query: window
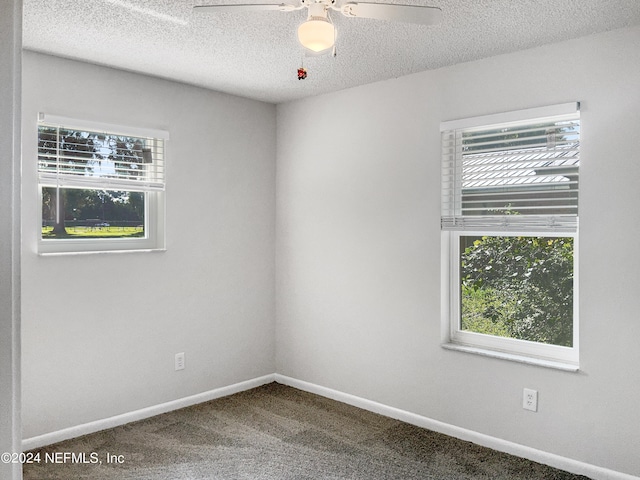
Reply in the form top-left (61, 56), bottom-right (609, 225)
top-left (440, 103), bottom-right (580, 369)
top-left (37, 114), bottom-right (167, 254)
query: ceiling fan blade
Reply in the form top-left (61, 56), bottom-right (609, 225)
top-left (340, 3), bottom-right (442, 25)
top-left (194, 3), bottom-right (297, 13)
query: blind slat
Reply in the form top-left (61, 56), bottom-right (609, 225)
top-left (441, 215), bottom-right (578, 232)
top-left (38, 172), bottom-right (165, 192)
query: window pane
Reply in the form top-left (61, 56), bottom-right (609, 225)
top-left (460, 120), bottom-right (580, 218)
top-left (42, 187), bottom-right (145, 239)
top-left (459, 235), bottom-right (573, 347)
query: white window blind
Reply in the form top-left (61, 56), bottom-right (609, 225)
top-left (37, 114), bottom-right (167, 192)
top-left (441, 103), bottom-right (580, 232)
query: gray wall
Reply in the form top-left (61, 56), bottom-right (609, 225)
top-left (0, 1), bottom-right (22, 479)
top-left (276, 26), bottom-right (640, 476)
top-left (21, 52), bottom-right (277, 439)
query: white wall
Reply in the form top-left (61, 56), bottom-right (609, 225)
top-left (21, 52), bottom-right (276, 439)
top-left (1, 1), bottom-right (22, 479)
top-left (276, 25), bottom-right (640, 477)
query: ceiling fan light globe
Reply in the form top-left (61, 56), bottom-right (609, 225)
top-left (297, 18), bottom-right (335, 52)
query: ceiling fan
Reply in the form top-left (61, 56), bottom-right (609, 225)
top-left (193, 0), bottom-right (442, 54)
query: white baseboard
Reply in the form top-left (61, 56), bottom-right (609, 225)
top-left (274, 374), bottom-right (639, 480)
top-left (22, 372), bottom-right (639, 480)
top-left (22, 374), bottom-right (275, 451)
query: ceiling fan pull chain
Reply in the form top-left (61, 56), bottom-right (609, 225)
top-left (297, 51), bottom-right (308, 80)
top-left (327, 9), bottom-right (337, 57)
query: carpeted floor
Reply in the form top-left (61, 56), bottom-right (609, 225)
top-left (23, 383), bottom-right (591, 479)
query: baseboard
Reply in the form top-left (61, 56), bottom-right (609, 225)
top-left (274, 374), bottom-right (639, 480)
top-left (21, 372), bottom-right (639, 480)
top-left (22, 373), bottom-right (275, 451)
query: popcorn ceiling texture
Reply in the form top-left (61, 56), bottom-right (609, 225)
top-left (22, 0), bottom-right (640, 104)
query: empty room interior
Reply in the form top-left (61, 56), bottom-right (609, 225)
top-left (2, 0), bottom-right (640, 479)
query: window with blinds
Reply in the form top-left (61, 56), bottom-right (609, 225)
top-left (441, 103), bottom-right (580, 232)
top-left (37, 114), bottom-right (168, 254)
top-left (38, 117), bottom-right (166, 193)
top-left (440, 103), bottom-right (580, 369)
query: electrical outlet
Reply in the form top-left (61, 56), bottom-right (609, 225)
top-left (175, 352), bottom-right (185, 371)
top-left (523, 388), bottom-right (538, 412)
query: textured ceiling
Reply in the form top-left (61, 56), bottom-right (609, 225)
top-left (22, 0), bottom-right (640, 104)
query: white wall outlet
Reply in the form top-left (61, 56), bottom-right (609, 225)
top-left (175, 352), bottom-right (185, 371)
top-left (523, 388), bottom-right (538, 412)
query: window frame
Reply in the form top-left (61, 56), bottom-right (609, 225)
top-left (37, 114), bottom-right (168, 255)
top-left (442, 230), bottom-right (579, 369)
top-left (440, 103), bottom-right (580, 370)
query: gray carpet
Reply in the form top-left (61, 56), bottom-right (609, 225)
top-left (24, 383), bottom-right (591, 479)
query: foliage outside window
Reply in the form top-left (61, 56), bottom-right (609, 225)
top-left (441, 103), bottom-right (580, 367)
top-left (460, 235), bottom-right (574, 347)
top-left (37, 114), bottom-right (167, 254)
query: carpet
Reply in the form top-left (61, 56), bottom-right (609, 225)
top-left (23, 382), bottom-right (591, 479)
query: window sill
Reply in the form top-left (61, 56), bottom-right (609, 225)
top-left (38, 248), bottom-right (166, 257)
top-left (441, 343), bottom-right (579, 372)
